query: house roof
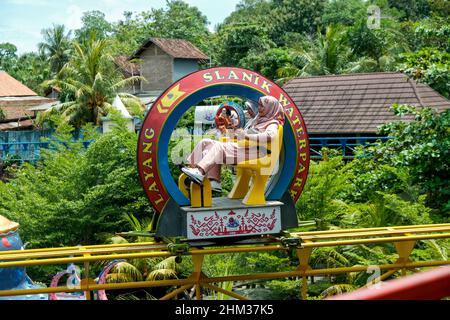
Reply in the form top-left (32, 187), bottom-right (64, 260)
top-left (0, 96), bottom-right (54, 121)
top-left (283, 72), bottom-right (450, 135)
top-left (27, 101), bottom-right (60, 111)
top-left (0, 119), bottom-right (34, 131)
top-left (0, 71), bottom-right (37, 97)
top-left (114, 56), bottom-right (141, 76)
top-left (130, 37), bottom-right (209, 60)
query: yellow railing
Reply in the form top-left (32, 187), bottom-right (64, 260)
top-left (1, 223), bottom-right (449, 300)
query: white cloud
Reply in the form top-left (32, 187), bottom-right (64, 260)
top-left (6, 0), bottom-right (51, 6)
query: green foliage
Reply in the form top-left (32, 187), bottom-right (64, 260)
top-left (291, 105), bottom-right (449, 297)
top-left (321, 0), bottom-right (366, 26)
top-left (0, 42), bottom-right (18, 63)
top-left (348, 17), bottom-right (409, 71)
top-left (41, 34), bottom-right (143, 127)
top-left (429, 0), bottom-right (450, 17)
top-left (1, 0), bottom-right (449, 300)
top-left (75, 11), bottom-right (113, 43)
top-left (110, 0), bottom-right (211, 56)
top-left (412, 18), bottom-right (450, 52)
top-left (346, 159), bottom-right (422, 203)
top-left (398, 48), bottom-right (450, 98)
top-left (0, 51), bottom-right (51, 95)
top-left (213, 23), bottom-right (275, 67)
top-left (143, 0), bottom-right (211, 53)
top-left (38, 24), bottom-right (72, 74)
top-left (388, 0), bottom-right (431, 21)
top-left (375, 105), bottom-right (450, 215)
top-left (271, 0), bottom-right (326, 42)
top-left (348, 192), bottom-right (433, 227)
top-left (0, 124), bottom-right (152, 248)
top-left (176, 107), bottom-right (195, 129)
top-left (245, 252), bottom-right (292, 273)
top-left (263, 280), bottom-right (301, 300)
top-left (297, 141), bottom-right (438, 230)
top-left (296, 157), bottom-right (354, 230)
top-left (240, 47), bottom-right (297, 81)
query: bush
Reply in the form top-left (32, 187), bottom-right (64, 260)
top-left (398, 48), bottom-right (450, 98)
top-left (376, 105), bottom-right (450, 216)
top-left (0, 123), bottom-right (152, 248)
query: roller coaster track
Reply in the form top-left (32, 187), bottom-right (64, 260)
top-left (1, 223), bottom-right (449, 300)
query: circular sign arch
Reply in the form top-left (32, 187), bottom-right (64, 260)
top-left (137, 67), bottom-right (310, 213)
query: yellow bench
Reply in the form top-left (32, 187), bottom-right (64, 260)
top-left (228, 125), bottom-right (283, 205)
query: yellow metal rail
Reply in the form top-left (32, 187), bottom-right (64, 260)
top-left (1, 223), bottom-right (449, 300)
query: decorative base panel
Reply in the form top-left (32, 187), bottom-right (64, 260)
top-left (184, 199), bottom-right (282, 240)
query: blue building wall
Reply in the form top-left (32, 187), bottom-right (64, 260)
top-left (173, 59), bottom-right (200, 82)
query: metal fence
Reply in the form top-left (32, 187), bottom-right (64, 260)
top-left (0, 129), bottom-right (393, 163)
top-left (0, 223), bottom-right (449, 300)
top-left (0, 129), bottom-right (94, 163)
top-left (309, 136), bottom-right (392, 160)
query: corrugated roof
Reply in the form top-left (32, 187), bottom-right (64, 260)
top-left (0, 71), bottom-right (37, 97)
top-left (283, 72), bottom-right (450, 135)
top-left (131, 37), bottom-right (209, 60)
top-left (0, 119), bottom-right (34, 131)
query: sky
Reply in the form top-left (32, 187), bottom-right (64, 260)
top-left (0, 0), bottom-right (241, 54)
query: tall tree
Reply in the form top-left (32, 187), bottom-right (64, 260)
top-left (398, 48), bottom-right (450, 98)
top-left (347, 17), bottom-right (410, 71)
top-left (11, 53), bottom-right (51, 95)
top-left (213, 22), bottom-right (275, 66)
top-left (41, 34), bottom-right (143, 127)
top-left (75, 10), bottom-right (113, 42)
top-left (0, 43), bottom-right (18, 74)
top-left (429, 0), bottom-right (450, 18)
top-left (277, 25), bottom-right (363, 79)
top-left (321, 0), bottom-right (366, 26)
top-left (110, 1), bottom-right (212, 56)
top-left (271, 0), bottom-right (327, 44)
top-left (141, 0), bottom-right (211, 53)
top-left (0, 43), bottom-right (18, 64)
top-left (388, 0), bottom-right (430, 21)
top-left (38, 24), bottom-right (72, 74)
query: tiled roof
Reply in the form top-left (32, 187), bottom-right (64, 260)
top-left (114, 56), bottom-right (141, 76)
top-left (0, 71), bottom-right (37, 97)
top-left (283, 72), bottom-right (450, 135)
top-left (131, 37), bottom-right (209, 60)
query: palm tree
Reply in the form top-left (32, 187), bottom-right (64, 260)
top-left (38, 24), bottom-right (72, 74)
top-left (99, 214), bottom-right (181, 300)
top-left (276, 25), bottom-right (377, 84)
top-left (277, 25), bottom-right (352, 82)
top-left (41, 34), bottom-right (144, 127)
top-left (347, 18), bottom-right (410, 73)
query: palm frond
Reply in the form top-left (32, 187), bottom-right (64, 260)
top-left (109, 235), bottom-right (129, 245)
top-left (154, 256), bottom-right (177, 271)
top-left (146, 269), bottom-right (178, 281)
top-left (115, 291), bottom-right (157, 300)
top-left (422, 240), bottom-right (448, 260)
top-left (112, 76), bottom-right (146, 91)
top-left (320, 284), bottom-right (357, 298)
top-left (108, 261), bottom-right (143, 282)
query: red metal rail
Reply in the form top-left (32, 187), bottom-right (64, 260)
top-left (328, 266), bottom-right (450, 300)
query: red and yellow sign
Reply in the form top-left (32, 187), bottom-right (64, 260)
top-left (137, 67), bottom-right (310, 213)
